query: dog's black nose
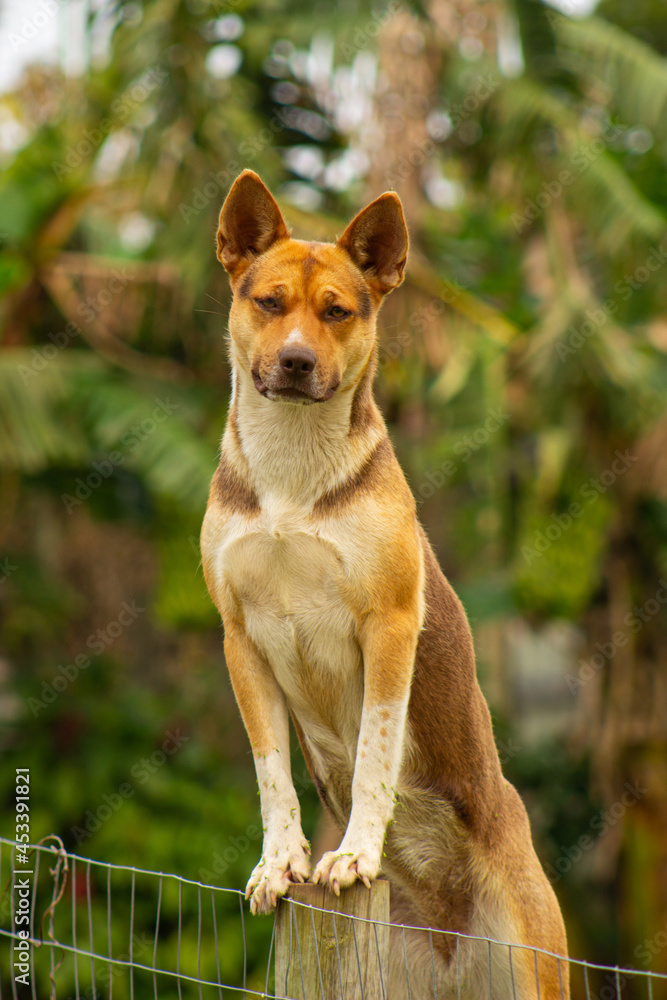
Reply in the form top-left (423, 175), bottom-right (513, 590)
top-left (278, 346), bottom-right (317, 376)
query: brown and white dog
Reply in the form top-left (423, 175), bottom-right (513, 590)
top-left (201, 170), bottom-right (569, 999)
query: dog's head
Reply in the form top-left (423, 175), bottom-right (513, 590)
top-left (216, 170), bottom-right (408, 405)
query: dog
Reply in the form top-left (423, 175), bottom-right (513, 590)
top-left (201, 169), bottom-right (569, 999)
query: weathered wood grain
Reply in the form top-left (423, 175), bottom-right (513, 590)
top-left (275, 880), bottom-right (390, 999)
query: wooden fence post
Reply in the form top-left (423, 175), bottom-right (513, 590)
top-left (275, 880), bottom-right (390, 1000)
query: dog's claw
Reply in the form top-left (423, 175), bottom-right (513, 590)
top-left (245, 843), bottom-right (311, 914)
top-left (312, 849), bottom-right (378, 895)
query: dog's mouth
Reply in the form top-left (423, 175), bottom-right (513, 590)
top-left (252, 370), bottom-right (339, 404)
top-left (271, 387), bottom-right (317, 404)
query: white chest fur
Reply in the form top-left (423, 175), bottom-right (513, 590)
top-left (217, 498), bottom-right (364, 762)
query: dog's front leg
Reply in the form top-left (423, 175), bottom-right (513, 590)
top-left (313, 611), bottom-right (418, 894)
top-left (223, 622), bottom-right (310, 913)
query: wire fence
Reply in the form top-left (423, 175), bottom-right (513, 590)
top-left (1, 836), bottom-right (666, 1000)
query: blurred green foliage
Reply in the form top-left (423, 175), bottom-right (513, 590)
top-left (1, 0), bottom-right (667, 994)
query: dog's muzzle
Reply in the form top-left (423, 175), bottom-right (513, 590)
top-left (252, 347), bottom-right (339, 403)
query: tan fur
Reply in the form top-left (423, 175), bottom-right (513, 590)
top-left (201, 170), bottom-right (569, 998)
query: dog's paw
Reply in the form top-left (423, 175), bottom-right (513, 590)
top-left (245, 841), bottom-right (311, 915)
top-left (312, 849), bottom-right (378, 896)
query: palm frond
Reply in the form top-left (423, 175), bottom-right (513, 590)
top-left (0, 351), bottom-right (92, 472)
top-left (73, 375), bottom-right (216, 511)
top-left (0, 352), bottom-right (216, 510)
top-left (495, 78), bottom-right (666, 250)
top-left (555, 15), bottom-right (667, 135)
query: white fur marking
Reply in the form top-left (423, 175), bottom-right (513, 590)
top-left (340, 701), bottom-right (408, 862)
top-left (246, 750), bottom-right (310, 913)
top-left (231, 363), bottom-right (382, 504)
top-left (254, 751), bottom-right (301, 843)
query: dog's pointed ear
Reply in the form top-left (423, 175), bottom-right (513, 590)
top-left (337, 192), bottom-right (408, 296)
top-left (217, 170), bottom-right (290, 278)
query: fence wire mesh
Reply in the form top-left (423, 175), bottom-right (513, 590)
top-left (1, 836), bottom-right (665, 1000)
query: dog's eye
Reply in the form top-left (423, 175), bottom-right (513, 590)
top-left (256, 297), bottom-right (279, 311)
top-left (327, 306), bottom-right (350, 319)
